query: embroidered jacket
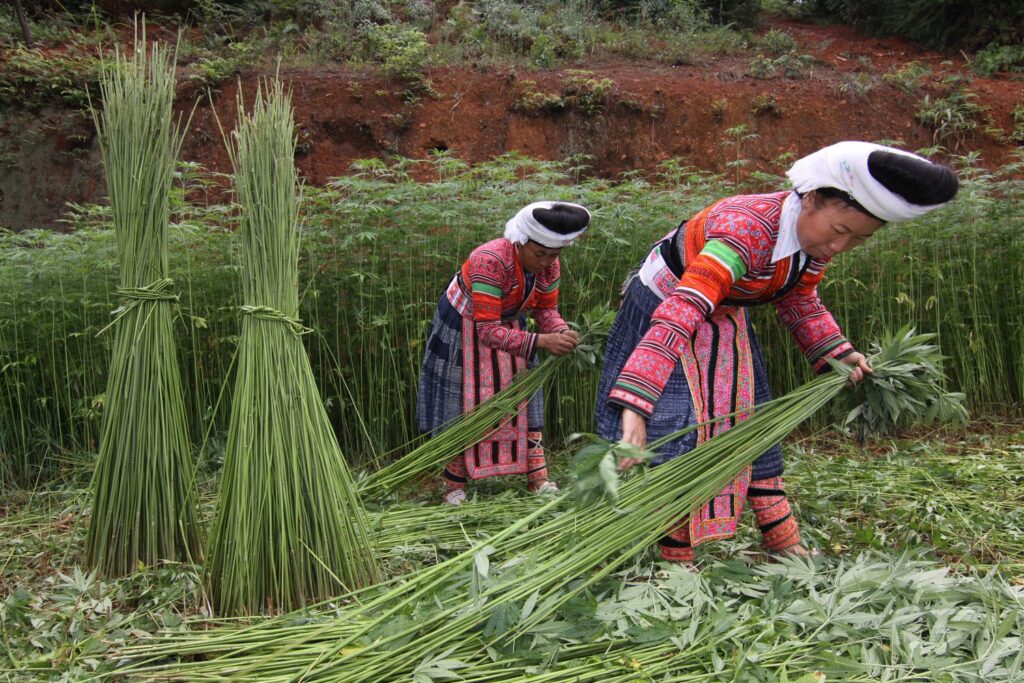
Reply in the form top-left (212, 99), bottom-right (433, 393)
top-left (449, 238), bottom-right (568, 358)
top-left (609, 192), bottom-right (855, 417)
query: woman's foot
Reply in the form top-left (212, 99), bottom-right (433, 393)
top-left (767, 543), bottom-right (818, 560)
top-left (529, 480), bottom-right (559, 495)
top-left (655, 563), bottom-right (698, 576)
top-left (443, 488), bottom-right (467, 506)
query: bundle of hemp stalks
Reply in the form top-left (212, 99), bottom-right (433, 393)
top-left (358, 340), bottom-right (589, 499)
top-left (203, 80), bottom-right (380, 616)
top-left (119, 332), bottom-right (964, 680)
top-left (358, 307), bottom-right (613, 499)
top-left (84, 27), bottom-right (201, 577)
top-left (121, 366), bottom-right (854, 680)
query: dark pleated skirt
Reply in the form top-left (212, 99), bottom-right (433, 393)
top-left (594, 277), bottom-right (784, 478)
top-left (416, 295), bottom-right (543, 436)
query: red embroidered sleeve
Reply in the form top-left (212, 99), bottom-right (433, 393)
top-left (531, 260), bottom-right (569, 334)
top-left (466, 248), bottom-right (537, 358)
top-left (773, 268), bottom-right (853, 373)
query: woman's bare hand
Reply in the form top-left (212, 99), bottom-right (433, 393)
top-left (537, 331), bottom-right (578, 356)
top-left (618, 409), bottom-right (648, 470)
top-left (842, 351), bottom-right (873, 385)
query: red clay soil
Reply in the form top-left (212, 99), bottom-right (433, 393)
top-left (3, 16), bottom-right (1022, 229)
top-left (180, 17), bottom-right (1022, 185)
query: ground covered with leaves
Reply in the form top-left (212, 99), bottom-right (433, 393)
top-left (1, 423), bottom-right (1022, 680)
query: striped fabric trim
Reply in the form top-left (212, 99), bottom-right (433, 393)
top-left (702, 240), bottom-right (747, 281)
top-left (607, 387), bottom-right (655, 416)
top-left (471, 281), bottom-right (503, 298)
top-left (444, 456), bottom-right (468, 489)
top-left (676, 286), bottom-right (715, 312)
top-left (537, 277), bottom-right (559, 293)
top-left (612, 381), bottom-right (659, 404)
top-left (659, 518), bottom-right (695, 562)
top-left (749, 476), bottom-right (802, 551)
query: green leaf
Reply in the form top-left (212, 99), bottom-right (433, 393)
top-left (519, 590), bottom-right (540, 624)
top-left (474, 546), bottom-right (495, 579)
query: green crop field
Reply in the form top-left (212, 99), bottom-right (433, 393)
top-left (2, 5), bottom-right (1023, 677)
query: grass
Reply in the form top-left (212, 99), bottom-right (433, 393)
top-left (2, 423), bottom-right (1022, 679)
top-left (2, 3), bottom-right (716, 101)
top-left (916, 77), bottom-right (987, 149)
top-left (791, 423), bottom-right (1024, 576)
top-left (0, 0), bottom-right (906, 114)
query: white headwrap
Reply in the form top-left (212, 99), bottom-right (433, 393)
top-left (787, 141), bottom-right (947, 223)
top-left (504, 201), bottom-right (591, 248)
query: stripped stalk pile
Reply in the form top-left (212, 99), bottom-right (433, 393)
top-left (358, 308), bottom-right (614, 499)
top-left (84, 30), bottom-right (201, 576)
top-left (123, 369), bottom-right (851, 680)
top-left (204, 80), bottom-right (379, 615)
top-left (122, 333), bottom-right (972, 678)
top-left (359, 353), bottom-right (565, 499)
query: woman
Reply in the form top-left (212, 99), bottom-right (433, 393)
top-left (418, 201), bottom-right (591, 505)
top-left (595, 141), bottom-right (958, 562)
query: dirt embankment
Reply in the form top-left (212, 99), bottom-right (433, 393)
top-left (2, 18), bottom-right (1021, 230)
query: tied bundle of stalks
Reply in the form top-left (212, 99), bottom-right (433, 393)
top-left (204, 79), bottom-right (379, 615)
top-left (84, 27), bottom-right (201, 576)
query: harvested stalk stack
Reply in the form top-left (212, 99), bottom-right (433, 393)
top-left (358, 311), bottom-right (612, 499)
top-left (359, 352), bottom-right (566, 499)
top-left (84, 28), bottom-right (201, 576)
top-left (204, 80), bottom-right (380, 615)
top-left (123, 335), bottom-right (965, 679)
top-left (122, 368), bottom-right (849, 679)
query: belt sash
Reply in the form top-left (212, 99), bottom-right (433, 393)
top-left (639, 246), bottom-right (756, 546)
top-left (447, 276), bottom-right (531, 480)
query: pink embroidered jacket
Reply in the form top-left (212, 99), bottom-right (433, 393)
top-left (449, 238), bottom-right (569, 358)
top-left (609, 192), bottom-right (855, 417)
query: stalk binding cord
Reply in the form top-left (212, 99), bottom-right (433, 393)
top-left (97, 277), bottom-right (179, 336)
top-left (239, 304), bottom-right (313, 336)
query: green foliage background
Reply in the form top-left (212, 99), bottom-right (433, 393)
top-left (1, 153), bottom-right (1022, 487)
top-left (796, 0), bottom-right (1024, 50)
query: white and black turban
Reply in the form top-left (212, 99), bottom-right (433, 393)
top-left (504, 201), bottom-right (591, 248)
top-left (787, 141), bottom-right (958, 222)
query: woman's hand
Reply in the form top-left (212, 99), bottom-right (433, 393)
top-left (842, 351), bottom-right (873, 385)
top-left (618, 409), bottom-right (647, 471)
top-left (537, 330), bottom-right (579, 356)
top-left (559, 329), bottom-right (580, 345)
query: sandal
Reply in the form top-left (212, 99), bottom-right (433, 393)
top-left (530, 480), bottom-right (559, 495)
top-left (443, 488), bottom-right (467, 506)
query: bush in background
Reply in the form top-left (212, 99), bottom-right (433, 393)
top-left (782, 0), bottom-right (1024, 50)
